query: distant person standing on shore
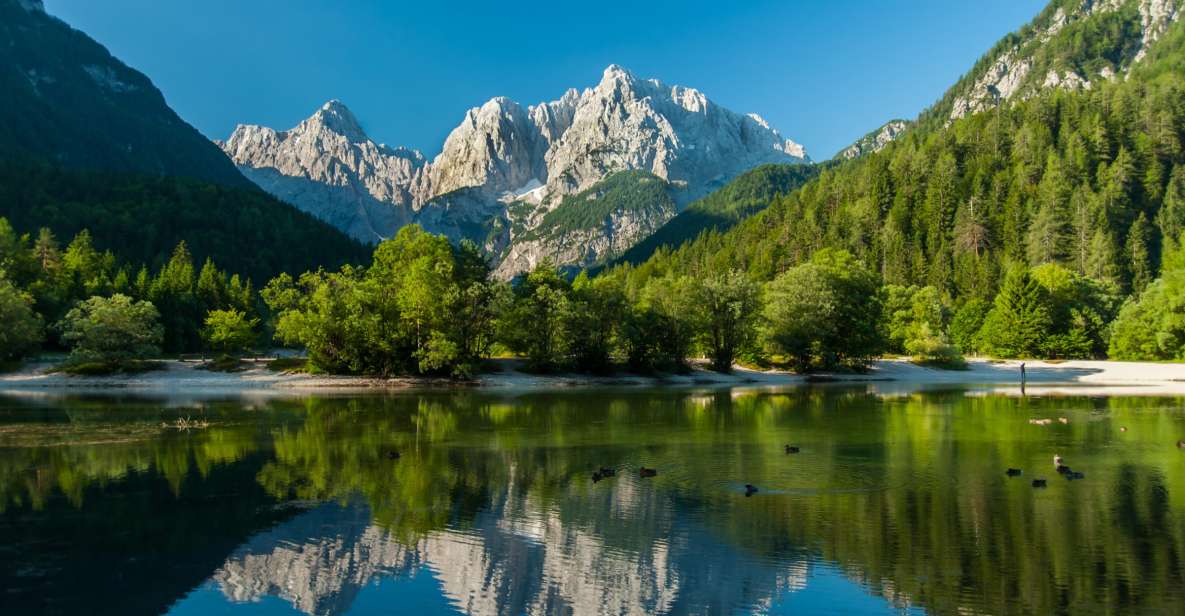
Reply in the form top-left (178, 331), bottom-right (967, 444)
top-left (1020, 362), bottom-right (1026, 384)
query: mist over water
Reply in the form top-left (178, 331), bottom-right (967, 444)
top-left (1, 387), bottom-right (1183, 615)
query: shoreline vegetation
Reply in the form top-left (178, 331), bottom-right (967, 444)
top-left (6, 357), bottom-right (1185, 397)
top-left (7, 218), bottom-right (1185, 387)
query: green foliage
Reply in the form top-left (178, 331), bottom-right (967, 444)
top-left (622, 274), bottom-right (699, 371)
top-left (1109, 234), bottom-right (1185, 359)
top-left (0, 215), bottom-right (261, 356)
top-left (694, 269), bottom-right (761, 372)
top-left (265, 226), bottom-right (499, 377)
top-left (604, 19), bottom-right (1185, 315)
top-left (526, 171), bottom-right (676, 241)
top-left (201, 309), bottom-right (259, 354)
top-left (1029, 262), bottom-right (1120, 357)
top-left (883, 284), bottom-right (963, 365)
top-left (567, 273), bottom-right (626, 373)
top-left (763, 249), bottom-right (885, 371)
top-left (0, 163), bottom-right (368, 284)
top-left (978, 269), bottom-right (1054, 358)
top-left (54, 359), bottom-right (165, 376)
top-left (266, 357), bottom-right (309, 372)
top-left (56, 294), bottom-right (163, 363)
top-left (613, 164), bottom-right (818, 266)
top-left (950, 299), bottom-right (992, 354)
top-left (0, 272), bottom-right (42, 361)
top-left (198, 354), bottom-right (248, 373)
top-left (499, 262), bottom-right (573, 372)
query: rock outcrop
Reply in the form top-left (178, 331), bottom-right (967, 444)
top-left (222, 65), bottom-right (808, 274)
top-left (837, 120), bottom-right (910, 160)
top-left (946, 0), bottom-right (1181, 122)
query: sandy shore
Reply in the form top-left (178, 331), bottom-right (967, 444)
top-left (2, 357), bottom-right (1185, 397)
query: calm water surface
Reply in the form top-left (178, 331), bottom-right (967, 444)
top-left (1, 386), bottom-right (1184, 615)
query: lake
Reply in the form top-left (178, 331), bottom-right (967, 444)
top-left (1, 386), bottom-right (1183, 615)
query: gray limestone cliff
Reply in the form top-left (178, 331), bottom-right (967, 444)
top-left (221, 66), bottom-right (808, 275)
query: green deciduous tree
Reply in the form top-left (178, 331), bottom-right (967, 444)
top-left (499, 262), bottom-right (572, 372)
top-left (201, 309), bottom-right (259, 354)
top-left (56, 294), bottom-right (162, 362)
top-left (0, 271), bottom-right (42, 362)
top-left (763, 249), bottom-right (883, 371)
top-left (266, 226), bottom-right (499, 377)
top-left (694, 269), bottom-right (760, 372)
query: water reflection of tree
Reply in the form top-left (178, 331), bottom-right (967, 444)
top-left (3, 390), bottom-right (1185, 614)
top-left (0, 398), bottom-right (277, 511)
top-left (251, 390), bottom-right (1185, 614)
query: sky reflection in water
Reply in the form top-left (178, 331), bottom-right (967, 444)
top-left (1, 386), bottom-right (1182, 615)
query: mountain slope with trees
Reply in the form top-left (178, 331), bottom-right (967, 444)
top-left (0, 0), bottom-right (251, 187)
top-left (597, 0), bottom-right (1185, 362)
top-left (610, 164), bottom-right (819, 267)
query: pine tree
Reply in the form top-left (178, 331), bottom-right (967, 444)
top-left (979, 268), bottom-right (1053, 358)
top-left (1157, 165), bottom-right (1185, 245)
top-left (1127, 212), bottom-right (1154, 293)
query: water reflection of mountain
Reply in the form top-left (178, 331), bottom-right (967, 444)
top-left (214, 497), bottom-right (809, 616)
top-left (5, 390), bottom-right (1185, 615)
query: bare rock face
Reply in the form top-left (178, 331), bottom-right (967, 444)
top-left (221, 101), bottom-right (426, 243)
top-left (947, 0), bottom-right (1181, 122)
top-left (838, 120), bottom-right (910, 160)
top-left (541, 65), bottom-right (807, 200)
top-left (221, 66), bottom-right (808, 274)
top-left (428, 97), bottom-right (546, 199)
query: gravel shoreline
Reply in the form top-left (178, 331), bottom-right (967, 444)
top-left (3, 358), bottom-right (1185, 397)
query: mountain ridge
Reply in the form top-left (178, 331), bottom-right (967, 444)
top-left (222, 65), bottom-right (809, 275)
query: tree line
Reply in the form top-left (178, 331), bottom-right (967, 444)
top-left (0, 217), bottom-right (258, 368)
top-left (8, 211), bottom-right (1185, 373)
top-left (7, 29), bottom-right (1185, 372)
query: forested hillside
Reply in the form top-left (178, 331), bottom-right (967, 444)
top-left (611, 164), bottom-right (818, 267)
top-left (611, 11), bottom-right (1185, 298)
top-left (0, 164), bottom-right (369, 282)
top-left (0, 0), bottom-right (252, 187)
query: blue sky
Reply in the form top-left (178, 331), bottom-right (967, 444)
top-left (47, 0), bottom-right (1046, 160)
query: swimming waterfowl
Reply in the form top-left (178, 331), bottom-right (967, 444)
top-left (592, 471), bottom-right (604, 482)
top-left (1058, 417), bottom-right (1069, 424)
top-left (1120, 426), bottom-right (1128, 432)
top-left (1054, 454), bottom-right (1064, 466)
top-left (639, 467), bottom-right (658, 478)
top-left (1056, 464), bottom-right (1073, 475)
top-left (1178, 440), bottom-right (1185, 449)
top-left (784, 445), bottom-right (800, 454)
top-left (1032, 479), bottom-right (1047, 488)
top-left (745, 484), bottom-right (758, 497)
top-left (599, 466), bottom-right (616, 477)
top-left (1005, 468), bottom-right (1023, 477)
top-left (386, 450), bottom-right (401, 460)
top-left (1065, 471), bottom-right (1085, 480)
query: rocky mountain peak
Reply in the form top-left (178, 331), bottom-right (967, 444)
top-left (838, 119), bottom-right (910, 160)
top-left (307, 99), bottom-right (369, 143)
top-left (222, 65), bottom-right (808, 275)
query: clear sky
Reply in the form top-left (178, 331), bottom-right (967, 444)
top-left (46, 0), bottom-right (1047, 160)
